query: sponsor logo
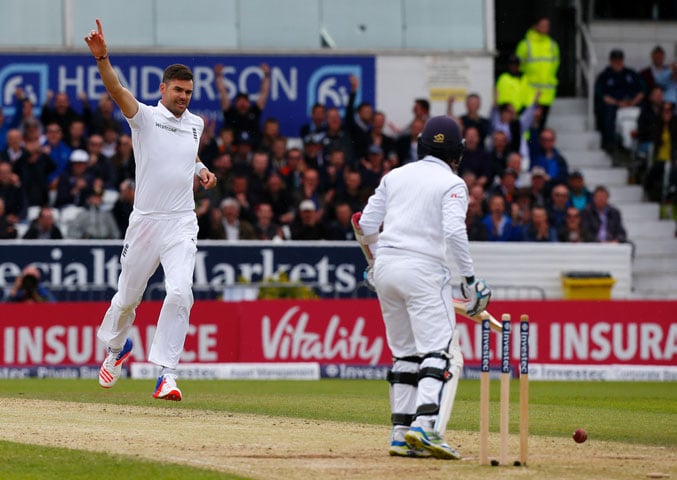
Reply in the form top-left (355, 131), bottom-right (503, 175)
top-left (306, 65), bottom-right (362, 116)
top-left (0, 63), bottom-right (48, 117)
top-left (155, 122), bottom-right (177, 132)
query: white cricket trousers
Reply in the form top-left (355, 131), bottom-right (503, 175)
top-left (374, 250), bottom-right (456, 355)
top-left (97, 211), bottom-right (198, 369)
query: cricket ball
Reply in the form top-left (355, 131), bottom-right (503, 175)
top-left (573, 428), bottom-right (587, 443)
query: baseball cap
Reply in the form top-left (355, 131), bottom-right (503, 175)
top-left (609, 49), bottom-right (624, 60)
top-left (570, 170), bottom-right (584, 179)
top-left (70, 149), bottom-right (89, 163)
top-left (531, 166), bottom-right (549, 178)
top-left (299, 199), bottom-right (316, 212)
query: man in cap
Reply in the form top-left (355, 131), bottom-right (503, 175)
top-left (355, 116), bottom-right (491, 459)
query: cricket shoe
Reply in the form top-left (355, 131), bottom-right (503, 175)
top-left (153, 373), bottom-right (182, 401)
top-left (388, 427), bottom-right (431, 458)
top-left (99, 338), bottom-right (133, 388)
top-left (404, 426), bottom-right (461, 460)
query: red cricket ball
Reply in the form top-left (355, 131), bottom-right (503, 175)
top-left (573, 428), bottom-right (588, 443)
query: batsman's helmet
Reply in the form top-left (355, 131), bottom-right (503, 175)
top-left (417, 115), bottom-right (465, 170)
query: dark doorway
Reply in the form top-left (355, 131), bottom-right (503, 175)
top-left (495, 0), bottom-right (577, 97)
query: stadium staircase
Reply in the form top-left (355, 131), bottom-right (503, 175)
top-left (547, 98), bottom-right (677, 299)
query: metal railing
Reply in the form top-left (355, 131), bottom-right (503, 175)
top-left (575, 0), bottom-right (598, 130)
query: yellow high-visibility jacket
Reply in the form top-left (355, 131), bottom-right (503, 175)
top-left (496, 72), bottom-right (526, 112)
top-left (515, 28), bottom-right (560, 106)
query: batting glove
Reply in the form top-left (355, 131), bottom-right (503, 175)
top-left (461, 276), bottom-right (491, 317)
top-left (363, 265), bottom-right (376, 292)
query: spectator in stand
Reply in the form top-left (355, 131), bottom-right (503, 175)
top-left (393, 98), bottom-right (430, 137)
top-left (370, 111), bottom-right (396, 162)
top-left (41, 122), bottom-right (72, 184)
top-left (568, 170), bottom-right (592, 211)
top-left (248, 150), bottom-right (273, 205)
top-left (67, 119), bottom-right (88, 151)
top-left (290, 199), bottom-right (326, 240)
top-left (639, 45), bottom-right (671, 93)
top-left (301, 133), bottom-right (323, 170)
top-left (395, 117), bottom-right (425, 165)
top-left (344, 75), bottom-right (373, 161)
top-left (459, 126), bottom-right (493, 189)
top-left (321, 108), bottom-right (353, 167)
top-left (280, 146), bottom-right (304, 192)
top-left (299, 103), bottom-right (326, 138)
top-left (293, 168), bottom-right (324, 218)
top-left (0, 161), bottom-right (25, 221)
top-left (232, 131), bottom-right (255, 167)
top-left (40, 91), bottom-right (81, 145)
top-left (206, 151), bottom-right (231, 204)
top-left (360, 144), bottom-right (385, 194)
top-left (496, 54), bottom-right (526, 113)
top-left (81, 92), bottom-right (123, 136)
top-left (112, 179), bottom-right (135, 236)
top-left (516, 16), bottom-right (559, 129)
top-left (100, 124), bottom-right (119, 158)
top-left (325, 202), bottom-right (355, 241)
top-left (661, 63), bottom-right (677, 105)
top-left (580, 185), bottom-right (628, 243)
top-left (489, 167), bottom-right (520, 209)
top-left (644, 101), bottom-right (677, 202)
top-left (227, 173), bottom-right (256, 225)
top-left (23, 206), bottom-right (63, 239)
top-left (1, 129), bottom-right (29, 165)
top-left (528, 166), bottom-right (549, 207)
top-left (269, 136), bottom-right (288, 172)
top-left (482, 192), bottom-right (523, 241)
top-left (220, 197), bottom-right (256, 240)
top-left (109, 134), bottom-right (135, 188)
top-left (511, 187), bottom-right (533, 229)
top-left (262, 172), bottom-right (294, 226)
top-left (214, 63), bottom-right (270, 149)
top-left (321, 148), bottom-right (348, 209)
top-left (68, 184), bottom-right (120, 239)
top-left (54, 149), bottom-right (92, 208)
top-left (491, 91), bottom-right (540, 164)
top-left (259, 117), bottom-right (281, 154)
top-left (558, 206), bottom-right (593, 242)
top-left (522, 204), bottom-right (557, 242)
top-left (201, 126), bottom-right (235, 167)
top-left (0, 198), bottom-right (18, 239)
top-left (594, 49), bottom-right (645, 152)
top-left (13, 141), bottom-right (55, 208)
top-left (448, 94), bottom-right (492, 146)
top-left (84, 134), bottom-right (114, 189)
top-left (529, 127), bottom-right (569, 189)
top-left (334, 168), bottom-right (367, 214)
top-left (635, 85), bottom-right (665, 173)
top-left (469, 182), bottom-right (488, 216)
top-left (466, 195), bottom-right (489, 241)
top-left (547, 183), bottom-right (571, 231)
top-left (253, 202), bottom-right (283, 240)
top-left (7, 265), bottom-right (55, 303)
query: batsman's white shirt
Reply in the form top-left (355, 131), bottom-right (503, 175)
top-left (359, 155), bottom-right (474, 356)
top-left (97, 100), bottom-right (203, 369)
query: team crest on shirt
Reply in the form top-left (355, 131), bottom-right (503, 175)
top-left (193, 127), bottom-right (198, 143)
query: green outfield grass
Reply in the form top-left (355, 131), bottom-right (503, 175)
top-left (0, 379), bottom-right (675, 479)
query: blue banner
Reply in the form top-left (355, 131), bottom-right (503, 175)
top-left (0, 240), bottom-right (374, 301)
top-left (0, 53), bottom-right (375, 138)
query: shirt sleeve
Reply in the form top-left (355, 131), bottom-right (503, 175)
top-left (359, 176), bottom-right (388, 237)
top-left (442, 182), bottom-right (474, 277)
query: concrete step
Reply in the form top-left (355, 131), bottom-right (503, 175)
top-left (631, 272), bottom-right (677, 296)
top-left (582, 168), bottom-right (628, 186)
top-left (550, 98), bottom-right (587, 115)
top-left (548, 114), bottom-right (593, 133)
top-left (556, 131), bottom-right (601, 151)
top-left (617, 203), bottom-right (661, 220)
top-left (633, 237), bottom-right (677, 254)
top-left (607, 185), bottom-right (643, 203)
top-left (625, 220), bottom-right (675, 238)
top-left (633, 256), bottom-right (677, 274)
top-left (563, 150), bottom-right (613, 169)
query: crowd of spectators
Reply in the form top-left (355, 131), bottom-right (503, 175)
top-left (1, 43), bottom-right (656, 244)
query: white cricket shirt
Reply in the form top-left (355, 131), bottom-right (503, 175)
top-left (126, 101), bottom-right (204, 215)
top-left (360, 155), bottom-right (474, 277)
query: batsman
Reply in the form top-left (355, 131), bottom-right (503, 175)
top-left (354, 115), bottom-right (491, 459)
